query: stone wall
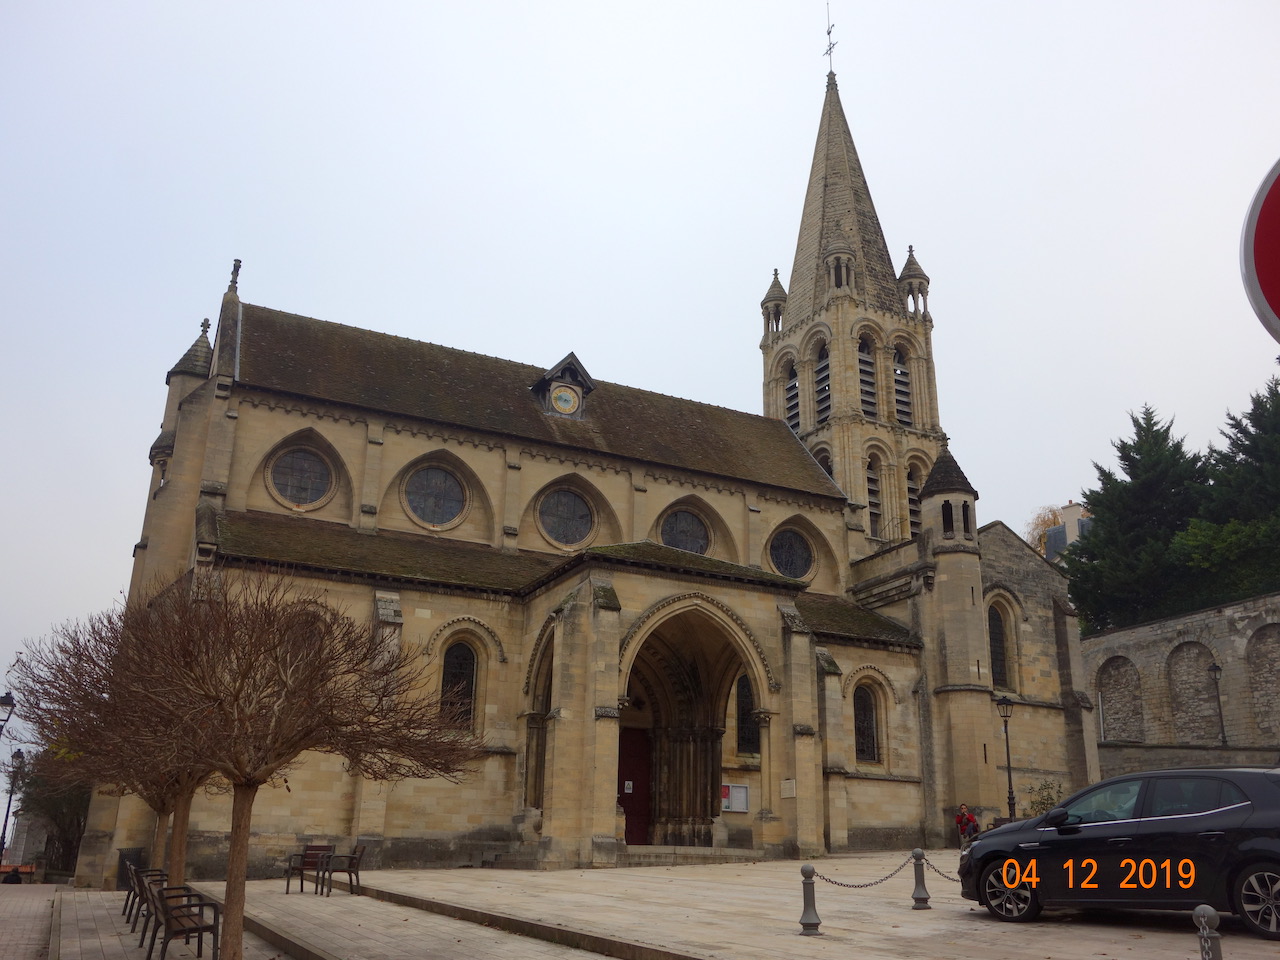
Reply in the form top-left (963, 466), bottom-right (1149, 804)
top-left (1081, 592), bottom-right (1280, 778)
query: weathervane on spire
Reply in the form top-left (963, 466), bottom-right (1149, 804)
top-left (825, 4), bottom-right (837, 72)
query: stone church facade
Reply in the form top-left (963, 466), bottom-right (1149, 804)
top-left (76, 72), bottom-right (1099, 886)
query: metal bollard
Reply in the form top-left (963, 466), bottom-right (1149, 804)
top-left (1193, 904), bottom-right (1223, 960)
top-left (911, 848), bottom-right (931, 910)
top-left (799, 864), bottom-right (822, 935)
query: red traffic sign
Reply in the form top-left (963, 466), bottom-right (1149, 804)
top-left (1243, 156), bottom-right (1280, 345)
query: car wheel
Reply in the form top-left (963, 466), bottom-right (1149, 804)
top-left (980, 859), bottom-right (1043, 923)
top-left (1234, 861), bottom-right (1280, 940)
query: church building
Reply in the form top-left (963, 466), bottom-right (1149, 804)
top-left (77, 72), bottom-right (1099, 885)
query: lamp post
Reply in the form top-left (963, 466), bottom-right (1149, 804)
top-left (1208, 662), bottom-right (1227, 746)
top-left (1, 748), bottom-right (24, 866)
top-left (996, 696), bottom-right (1016, 820)
top-left (0, 692), bottom-right (14, 738)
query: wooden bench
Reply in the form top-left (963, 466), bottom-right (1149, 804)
top-left (144, 883), bottom-right (220, 960)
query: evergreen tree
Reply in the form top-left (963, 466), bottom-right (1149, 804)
top-left (1062, 407), bottom-right (1206, 634)
top-left (1168, 377), bottom-right (1280, 606)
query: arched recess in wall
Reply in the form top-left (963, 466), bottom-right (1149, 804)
top-left (1096, 656), bottom-right (1144, 742)
top-left (649, 493), bottom-right (740, 564)
top-left (1246, 623), bottom-right (1280, 735)
top-left (518, 473), bottom-right (622, 552)
top-left (248, 426), bottom-right (352, 517)
top-left (761, 514), bottom-right (841, 594)
top-left (1167, 641), bottom-right (1220, 746)
top-left (382, 448), bottom-right (496, 541)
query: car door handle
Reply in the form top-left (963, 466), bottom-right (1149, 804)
top-left (1106, 837), bottom-right (1134, 843)
top-left (1197, 831), bottom-right (1226, 841)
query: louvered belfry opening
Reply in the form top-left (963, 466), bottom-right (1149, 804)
top-left (785, 363), bottom-right (800, 432)
top-left (814, 345), bottom-right (831, 424)
top-left (858, 337), bottom-right (877, 419)
top-left (893, 348), bottom-right (912, 426)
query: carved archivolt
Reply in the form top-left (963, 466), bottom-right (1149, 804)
top-left (426, 616), bottom-right (507, 663)
top-left (842, 664), bottom-right (901, 704)
top-left (523, 613), bottom-right (559, 695)
top-left (618, 592), bottom-right (780, 692)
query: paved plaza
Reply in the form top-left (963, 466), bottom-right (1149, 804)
top-left (3, 849), bottom-right (1275, 960)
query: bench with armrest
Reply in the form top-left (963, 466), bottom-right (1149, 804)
top-left (319, 845), bottom-right (366, 896)
top-left (284, 843), bottom-right (334, 894)
top-left (145, 883), bottom-right (220, 960)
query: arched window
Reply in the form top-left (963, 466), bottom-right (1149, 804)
top-left (893, 347), bottom-right (913, 427)
top-left (814, 345), bottom-right (831, 425)
top-left (942, 499), bottom-right (955, 538)
top-left (816, 452), bottom-right (834, 478)
top-left (442, 641), bottom-right (477, 729)
top-left (854, 686), bottom-right (879, 762)
top-left (784, 363), bottom-right (800, 432)
top-left (906, 465), bottom-right (922, 538)
top-left (988, 606), bottom-right (1008, 689)
top-left (866, 455), bottom-right (882, 539)
top-left (736, 674), bottom-right (760, 754)
top-left (858, 336), bottom-right (877, 419)
top-left (962, 501), bottom-right (973, 538)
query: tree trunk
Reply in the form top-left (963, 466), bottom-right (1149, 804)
top-left (221, 781), bottom-right (259, 960)
top-left (149, 809), bottom-right (171, 872)
top-left (167, 785), bottom-right (196, 884)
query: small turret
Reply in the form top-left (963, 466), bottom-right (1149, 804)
top-left (898, 245), bottom-right (930, 319)
top-left (760, 269), bottom-right (787, 337)
top-left (920, 442), bottom-right (978, 542)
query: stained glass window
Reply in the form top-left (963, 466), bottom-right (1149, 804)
top-left (539, 489), bottom-right (593, 545)
top-left (661, 510), bottom-right (709, 555)
top-left (271, 448), bottom-right (331, 506)
top-left (442, 642), bottom-right (477, 729)
top-left (854, 686), bottom-right (879, 762)
top-left (769, 529), bottom-right (812, 579)
top-left (406, 466), bottom-right (465, 525)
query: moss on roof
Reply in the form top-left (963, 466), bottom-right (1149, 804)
top-left (582, 540), bottom-right (803, 588)
top-left (794, 593), bottom-right (916, 645)
top-left (234, 303), bottom-right (845, 501)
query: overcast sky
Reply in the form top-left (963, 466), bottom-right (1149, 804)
top-left (2, 1), bottom-right (1279, 737)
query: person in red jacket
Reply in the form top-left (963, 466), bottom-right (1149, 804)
top-left (956, 803), bottom-right (979, 845)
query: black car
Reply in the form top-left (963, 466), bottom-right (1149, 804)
top-left (958, 766), bottom-right (1280, 939)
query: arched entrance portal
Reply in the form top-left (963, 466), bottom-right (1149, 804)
top-left (618, 606), bottom-right (749, 847)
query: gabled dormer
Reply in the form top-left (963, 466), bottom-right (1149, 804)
top-left (532, 352), bottom-right (596, 419)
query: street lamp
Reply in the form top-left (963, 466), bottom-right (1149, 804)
top-left (996, 696), bottom-right (1017, 820)
top-left (1, 748), bottom-right (24, 866)
top-left (0, 692), bottom-right (14, 738)
top-left (1208, 662), bottom-right (1227, 746)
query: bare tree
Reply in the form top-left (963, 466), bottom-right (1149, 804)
top-left (10, 608), bottom-right (215, 881)
top-left (115, 569), bottom-right (483, 960)
top-left (1023, 504), bottom-right (1064, 556)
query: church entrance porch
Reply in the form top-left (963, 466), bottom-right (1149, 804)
top-left (618, 603), bottom-right (749, 849)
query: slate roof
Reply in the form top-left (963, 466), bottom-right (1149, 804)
top-left (215, 514), bottom-right (806, 596)
top-left (231, 302), bottom-right (845, 501)
top-left (216, 511), bottom-right (563, 593)
top-left (919, 445), bottom-right (978, 499)
top-left (794, 593), bottom-right (917, 646)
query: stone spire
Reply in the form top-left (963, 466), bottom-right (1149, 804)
top-left (166, 318), bottom-right (213, 384)
top-left (786, 72), bottom-right (901, 323)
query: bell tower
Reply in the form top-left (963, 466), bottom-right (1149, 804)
top-left (761, 71), bottom-right (945, 548)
